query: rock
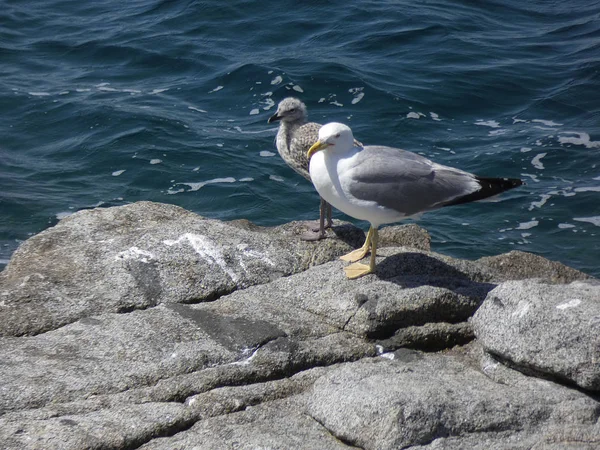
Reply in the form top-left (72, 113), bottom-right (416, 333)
top-left (472, 279), bottom-right (600, 391)
top-left (477, 250), bottom-right (592, 284)
top-left (0, 201), bottom-right (598, 449)
top-left (307, 349), bottom-right (599, 450)
top-left (0, 202), bottom-right (366, 337)
top-left (378, 223), bottom-right (432, 251)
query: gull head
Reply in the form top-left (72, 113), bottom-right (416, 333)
top-left (267, 97), bottom-right (307, 124)
top-left (307, 122), bottom-right (354, 159)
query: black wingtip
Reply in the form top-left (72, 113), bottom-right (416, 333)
top-left (443, 176), bottom-right (523, 207)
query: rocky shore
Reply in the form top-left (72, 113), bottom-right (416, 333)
top-left (1, 201), bottom-right (598, 449)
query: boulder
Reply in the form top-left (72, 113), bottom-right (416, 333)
top-left (0, 202), bottom-right (367, 337)
top-left (307, 348), bottom-right (599, 450)
top-left (477, 250), bottom-right (592, 284)
top-left (472, 279), bottom-right (600, 391)
top-left (0, 201), bottom-right (598, 449)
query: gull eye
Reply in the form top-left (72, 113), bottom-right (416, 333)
top-left (289, 108), bottom-right (296, 113)
top-left (335, 133), bottom-right (340, 138)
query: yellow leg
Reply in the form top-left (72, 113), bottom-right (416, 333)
top-left (340, 226), bottom-right (374, 262)
top-left (344, 227), bottom-right (378, 279)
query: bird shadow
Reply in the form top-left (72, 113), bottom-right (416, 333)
top-left (329, 223), bottom-right (367, 248)
top-left (373, 251), bottom-right (497, 305)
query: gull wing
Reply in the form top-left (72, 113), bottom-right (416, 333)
top-left (346, 146), bottom-right (483, 216)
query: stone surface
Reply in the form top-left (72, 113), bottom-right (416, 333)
top-left (307, 348), bottom-right (599, 450)
top-left (0, 201), bottom-right (598, 449)
top-left (0, 202), bottom-right (368, 337)
top-left (473, 279), bottom-right (600, 391)
top-left (477, 250), bottom-right (592, 284)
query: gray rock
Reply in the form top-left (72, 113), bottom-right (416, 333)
top-left (307, 350), bottom-right (600, 450)
top-left (378, 223), bottom-right (432, 251)
top-left (477, 250), bottom-right (592, 284)
top-left (141, 397), bottom-right (354, 450)
top-left (0, 202), bottom-right (366, 337)
top-left (473, 279), bottom-right (600, 391)
top-left (0, 201), bottom-right (598, 449)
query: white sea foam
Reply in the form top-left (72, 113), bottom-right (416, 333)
top-left (188, 106), bottom-right (207, 113)
top-left (56, 211), bottom-right (73, 220)
top-left (269, 175), bottom-right (285, 182)
top-left (150, 88), bottom-right (169, 94)
top-left (231, 126), bottom-right (274, 134)
top-left (208, 85), bottom-right (224, 93)
top-left (330, 101), bottom-right (343, 107)
top-left (271, 76), bottom-right (283, 85)
top-left (249, 108), bottom-right (260, 115)
top-left (292, 85), bottom-right (304, 93)
top-left (150, 159), bottom-right (162, 165)
top-left (351, 92), bottom-right (365, 104)
top-left (558, 132), bottom-right (600, 148)
top-left (112, 170), bottom-right (126, 176)
top-left (558, 223), bottom-right (575, 229)
top-left (260, 151), bottom-right (276, 157)
top-left (520, 147), bottom-right (532, 153)
top-left (407, 112), bottom-right (425, 119)
top-left (239, 177), bottom-right (254, 182)
top-left (574, 216), bottom-right (600, 227)
top-left (528, 194), bottom-right (551, 210)
top-left (28, 92), bottom-right (51, 96)
top-left (430, 112), bottom-right (441, 121)
top-left (475, 120), bottom-right (500, 128)
top-left (516, 220), bottom-right (539, 230)
top-left (349, 87), bottom-right (365, 104)
top-left (531, 153), bottom-right (547, 170)
top-left (521, 173), bottom-right (539, 183)
top-left (532, 119), bottom-right (562, 127)
top-left (262, 97), bottom-right (275, 110)
top-left (168, 177), bottom-right (236, 194)
top-left (574, 186), bottom-right (600, 192)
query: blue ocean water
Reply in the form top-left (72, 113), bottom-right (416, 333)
top-left (1, 0), bottom-right (599, 276)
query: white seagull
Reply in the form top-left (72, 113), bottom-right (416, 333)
top-left (307, 122), bottom-right (522, 279)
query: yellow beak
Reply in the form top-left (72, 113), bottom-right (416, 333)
top-left (307, 140), bottom-right (329, 160)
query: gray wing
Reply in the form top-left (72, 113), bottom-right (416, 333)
top-left (347, 146), bottom-right (480, 216)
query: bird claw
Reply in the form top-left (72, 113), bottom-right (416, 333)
top-left (343, 262), bottom-right (373, 279)
top-left (340, 247), bottom-right (369, 262)
top-left (301, 230), bottom-right (326, 241)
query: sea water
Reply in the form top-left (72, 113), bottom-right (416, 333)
top-left (1, 0), bottom-right (599, 276)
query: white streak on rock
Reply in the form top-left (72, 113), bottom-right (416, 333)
top-left (116, 246), bottom-right (155, 263)
top-left (513, 301), bottom-right (530, 318)
top-left (556, 299), bottom-right (581, 310)
top-left (164, 233), bottom-right (238, 281)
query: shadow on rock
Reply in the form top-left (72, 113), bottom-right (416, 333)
top-left (375, 251), bottom-right (497, 303)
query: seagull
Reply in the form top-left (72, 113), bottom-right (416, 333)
top-left (307, 122), bottom-right (523, 279)
top-left (268, 98), bottom-right (361, 240)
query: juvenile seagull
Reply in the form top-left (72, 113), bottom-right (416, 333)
top-left (268, 98), bottom-right (361, 240)
top-left (307, 122), bottom-right (523, 279)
